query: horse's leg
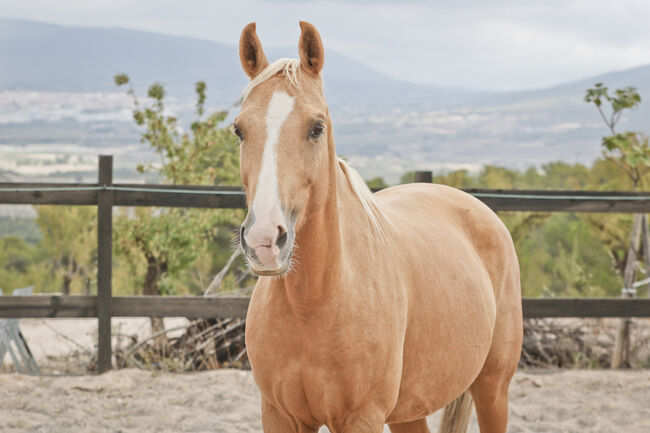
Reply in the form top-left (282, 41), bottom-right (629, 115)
top-left (470, 301), bottom-right (522, 433)
top-left (469, 372), bottom-right (510, 433)
top-left (388, 418), bottom-right (431, 433)
top-left (261, 399), bottom-right (316, 433)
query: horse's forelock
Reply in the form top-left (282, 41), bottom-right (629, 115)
top-left (240, 58), bottom-right (301, 103)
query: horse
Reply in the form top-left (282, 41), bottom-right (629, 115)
top-left (235, 21), bottom-right (523, 433)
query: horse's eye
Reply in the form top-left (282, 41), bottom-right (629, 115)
top-left (233, 125), bottom-right (243, 140)
top-left (310, 123), bottom-right (325, 139)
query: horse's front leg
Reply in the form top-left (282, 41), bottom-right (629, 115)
top-left (261, 399), bottom-right (317, 433)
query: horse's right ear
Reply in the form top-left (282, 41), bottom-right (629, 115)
top-left (239, 22), bottom-right (269, 79)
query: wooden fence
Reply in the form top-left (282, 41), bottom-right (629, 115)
top-left (1, 156), bottom-right (649, 373)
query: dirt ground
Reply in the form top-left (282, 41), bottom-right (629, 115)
top-left (0, 318), bottom-right (648, 432)
top-left (0, 368), bottom-right (648, 433)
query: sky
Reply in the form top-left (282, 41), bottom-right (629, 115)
top-left (2, 0), bottom-right (650, 91)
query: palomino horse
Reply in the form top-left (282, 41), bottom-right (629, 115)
top-left (236, 21), bottom-right (523, 433)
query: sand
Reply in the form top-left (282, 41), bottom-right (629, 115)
top-left (0, 368), bottom-right (648, 433)
top-left (2, 318), bottom-right (190, 374)
top-left (1, 319), bottom-right (649, 432)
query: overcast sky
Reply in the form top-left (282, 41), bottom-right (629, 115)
top-left (3, 0), bottom-right (650, 90)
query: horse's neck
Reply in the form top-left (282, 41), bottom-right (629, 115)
top-left (274, 156), bottom-right (365, 316)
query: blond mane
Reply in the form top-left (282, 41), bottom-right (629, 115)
top-left (337, 158), bottom-right (391, 236)
top-left (240, 58), bottom-right (301, 103)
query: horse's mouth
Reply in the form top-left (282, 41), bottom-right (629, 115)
top-left (245, 246), bottom-right (293, 277)
top-left (250, 263), bottom-right (289, 276)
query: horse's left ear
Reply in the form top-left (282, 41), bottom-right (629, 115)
top-left (298, 21), bottom-right (324, 76)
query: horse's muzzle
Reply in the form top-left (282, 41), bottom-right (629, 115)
top-left (240, 215), bottom-right (295, 276)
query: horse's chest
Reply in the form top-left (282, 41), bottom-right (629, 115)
top-left (246, 304), bottom-right (403, 424)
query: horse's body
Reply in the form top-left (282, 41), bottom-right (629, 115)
top-left (236, 22), bottom-right (522, 433)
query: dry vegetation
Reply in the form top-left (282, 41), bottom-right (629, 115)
top-left (520, 318), bottom-right (650, 369)
top-left (114, 318), bottom-right (248, 372)
top-left (106, 317), bottom-right (650, 373)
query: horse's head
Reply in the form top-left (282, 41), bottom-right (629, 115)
top-left (236, 22), bottom-right (331, 276)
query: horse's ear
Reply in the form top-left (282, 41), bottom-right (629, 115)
top-left (298, 21), bottom-right (324, 76)
top-left (239, 22), bottom-right (269, 79)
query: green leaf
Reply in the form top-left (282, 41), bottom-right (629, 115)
top-left (114, 73), bottom-right (130, 86)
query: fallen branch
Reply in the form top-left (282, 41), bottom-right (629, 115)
top-left (119, 320), bottom-right (200, 368)
top-left (203, 250), bottom-right (241, 296)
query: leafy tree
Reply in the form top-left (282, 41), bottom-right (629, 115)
top-left (583, 85), bottom-right (648, 282)
top-left (0, 207), bottom-right (96, 295)
top-left (0, 237), bottom-right (40, 291)
top-left (35, 206), bottom-right (97, 294)
top-left (399, 171), bottom-right (415, 184)
top-left (478, 165), bottom-right (520, 189)
top-left (113, 74), bottom-right (242, 302)
top-left (585, 83), bottom-right (648, 368)
top-left (365, 177), bottom-right (388, 189)
top-left (585, 83), bottom-right (648, 188)
top-left (433, 169), bottom-right (477, 189)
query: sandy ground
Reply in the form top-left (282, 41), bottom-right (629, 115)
top-left (1, 318), bottom-right (190, 374)
top-left (1, 319), bottom-right (649, 432)
top-left (0, 368), bottom-right (648, 433)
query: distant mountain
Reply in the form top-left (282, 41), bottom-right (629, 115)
top-left (0, 18), bottom-right (241, 96)
top-left (3, 18), bottom-right (647, 111)
top-left (0, 18), bottom-right (464, 109)
top-left (1, 18), bottom-right (649, 182)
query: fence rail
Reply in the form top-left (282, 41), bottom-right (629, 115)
top-left (3, 186), bottom-right (650, 213)
top-left (1, 155), bottom-right (649, 373)
top-left (0, 295), bottom-right (648, 319)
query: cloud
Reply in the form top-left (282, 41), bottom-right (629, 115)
top-left (1, 0), bottom-right (649, 90)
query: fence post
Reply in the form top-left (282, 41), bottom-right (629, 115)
top-left (414, 171), bottom-right (433, 183)
top-left (97, 155), bottom-right (113, 373)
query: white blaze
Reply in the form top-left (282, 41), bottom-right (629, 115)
top-left (251, 90), bottom-right (295, 236)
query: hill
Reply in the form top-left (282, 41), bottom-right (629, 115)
top-left (0, 18), bottom-right (464, 108)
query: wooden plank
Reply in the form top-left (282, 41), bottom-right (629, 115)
top-left (111, 296), bottom-right (250, 318)
top-left (464, 189), bottom-right (650, 213)
top-left (4, 181), bottom-right (650, 213)
top-left (97, 156), bottom-right (113, 373)
top-left (0, 183), bottom-right (98, 205)
top-left (1, 296), bottom-right (647, 319)
top-left (0, 183), bottom-right (246, 208)
top-left (0, 295), bottom-right (97, 318)
top-left (112, 185), bottom-right (246, 208)
top-left (115, 184), bottom-right (242, 191)
top-left (0, 296), bottom-right (250, 318)
top-left (522, 298), bottom-right (650, 318)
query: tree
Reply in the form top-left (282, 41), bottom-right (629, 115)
top-left (365, 177), bottom-right (388, 189)
top-left (0, 236), bottom-right (40, 291)
top-left (585, 83), bottom-right (648, 188)
top-left (399, 171), bottom-right (415, 184)
top-left (36, 206), bottom-right (96, 294)
top-left (114, 74), bottom-right (242, 334)
top-left (585, 82), bottom-right (648, 368)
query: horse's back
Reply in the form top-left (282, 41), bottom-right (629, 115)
top-left (375, 183), bottom-right (522, 422)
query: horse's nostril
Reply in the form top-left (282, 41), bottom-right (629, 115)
top-left (276, 226), bottom-right (288, 249)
